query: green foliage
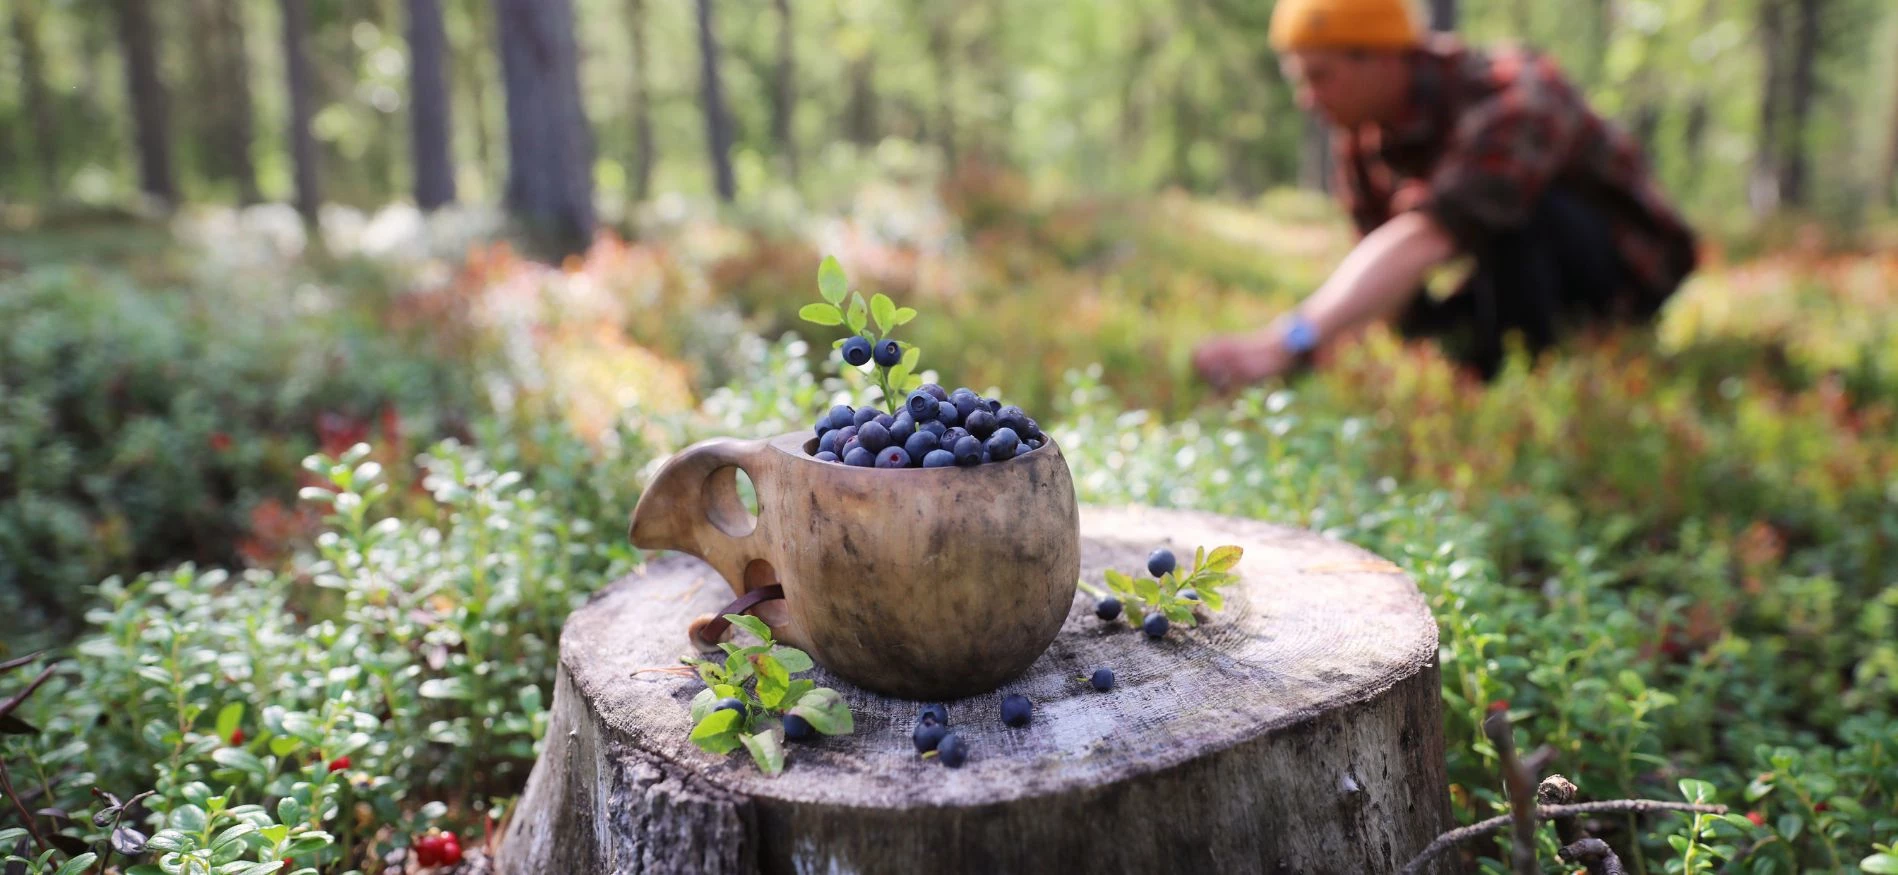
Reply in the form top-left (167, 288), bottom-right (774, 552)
top-left (1089, 544), bottom-right (1241, 629)
top-left (800, 255), bottom-right (924, 413)
top-left (684, 615), bottom-right (853, 776)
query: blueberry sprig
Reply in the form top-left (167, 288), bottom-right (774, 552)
top-left (685, 614), bottom-right (854, 776)
top-left (1082, 545), bottom-right (1243, 637)
top-left (801, 256), bottom-right (922, 415)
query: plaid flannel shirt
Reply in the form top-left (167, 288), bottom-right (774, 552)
top-left (1336, 37), bottom-right (1698, 316)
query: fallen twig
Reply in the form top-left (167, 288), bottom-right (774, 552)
top-left (1560, 837), bottom-right (1627, 875)
top-left (1399, 800), bottom-right (1728, 875)
top-left (1485, 713), bottom-right (1539, 875)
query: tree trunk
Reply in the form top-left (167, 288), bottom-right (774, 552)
top-left (846, 54), bottom-right (879, 146)
top-left (116, 0), bottom-right (177, 207)
top-left (11, 0), bottom-right (58, 195)
top-left (768, 0), bottom-right (798, 184)
top-left (1429, 0), bottom-right (1456, 31)
top-left (456, 0), bottom-right (496, 191)
top-left (1750, 0), bottom-right (1786, 215)
top-left (696, 0), bottom-right (737, 203)
top-left (407, 0), bottom-right (457, 210)
top-left (625, 0), bottom-right (656, 202)
top-left (500, 505), bottom-right (1456, 874)
top-left (1779, 0), bottom-right (1821, 207)
top-left (493, 0), bottom-right (596, 253)
top-left (280, 0), bottom-right (321, 223)
top-left (190, 0), bottom-right (260, 204)
top-left (1885, 25), bottom-right (1898, 206)
top-left (927, 12), bottom-right (957, 172)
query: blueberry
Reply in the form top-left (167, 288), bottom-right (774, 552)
top-left (986, 399), bottom-right (1002, 413)
top-left (842, 336), bottom-right (873, 366)
top-left (905, 431), bottom-right (940, 458)
top-left (952, 436), bottom-right (984, 467)
top-left (858, 421), bottom-right (891, 453)
top-left (835, 425), bottom-right (858, 446)
top-left (815, 451), bottom-right (839, 463)
top-left (1091, 669), bottom-right (1115, 692)
top-left (964, 409), bottom-right (998, 439)
top-left (986, 427), bottom-right (1020, 461)
top-left (919, 704), bottom-right (949, 724)
top-left (1020, 418), bottom-right (1043, 440)
top-left (1147, 549), bottom-right (1176, 578)
top-left (923, 449), bottom-right (956, 468)
top-left (876, 447), bottom-right (912, 469)
top-left (873, 339), bottom-right (903, 367)
top-left (906, 391), bottom-right (939, 421)
top-left (953, 394), bottom-right (981, 422)
top-left (941, 427), bottom-right (971, 445)
top-left (1000, 694), bottom-right (1033, 727)
top-left (1142, 613), bottom-right (1170, 638)
top-left (998, 411), bottom-right (1030, 437)
top-left (920, 420), bottom-right (947, 438)
top-left (826, 405), bottom-right (856, 431)
top-left (936, 401), bottom-right (961, 427)
top-left (889, 417), bottom-right (915, 446)
top-left (1179, 589), bottom-right (1199, 601)
top-left (1095, 597), bottom-right (1122, 621)
top-left (950, 387), bottom-right (976, 401)
top-left (919, 383), bottom-right (949, 402)
top-left (853, 406), bottom-right (879, 427)
top-left (782, 713), bottom-right (814, 741)
top-left (875, 413), bottom-right (894, 429)
top-left (715, 697), bottom-right (746, 715)
top-left (936, 732), bottom-right (968, 767)
top-left (815, 420), bottom-right (828, 437)
top-left (818, 430), bottom-right (842, 456)
top-left (844, 447), bottom-right (875, 467)
top-left (841, 437), bottom-right (860, 456)
top-left (912, 720), bottom-right (949, 753)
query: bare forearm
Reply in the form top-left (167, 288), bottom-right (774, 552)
top-left (1292, 211), bottom-right (1456, 341)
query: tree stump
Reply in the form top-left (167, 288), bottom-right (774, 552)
top-left (499, 505), bottom-right (1453, 875)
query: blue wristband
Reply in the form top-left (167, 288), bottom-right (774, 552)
top-left (1283, 314), bottom-right (1319, 355)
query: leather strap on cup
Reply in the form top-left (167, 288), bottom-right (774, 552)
top-left (692, 584), bottom-right (786, 648)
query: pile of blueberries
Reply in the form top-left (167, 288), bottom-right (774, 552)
top-left (810, 383), bottom-right (1047, 469)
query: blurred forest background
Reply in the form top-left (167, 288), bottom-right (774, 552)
top-left (4, 0), bottom-right (1898, 243)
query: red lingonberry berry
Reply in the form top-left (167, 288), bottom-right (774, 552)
top-left (229, 728), bottom-right (246, 746)
top-left (1746, 811), bottom-right (1766, 827)
top-left (326, 755), bottom-right (350, 773)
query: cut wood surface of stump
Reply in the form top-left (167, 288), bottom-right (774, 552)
top-left (500, 505), bottom-right (1453, 875)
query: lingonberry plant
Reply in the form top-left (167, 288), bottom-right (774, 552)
top-left (684, 615), bottom-right (854, 776)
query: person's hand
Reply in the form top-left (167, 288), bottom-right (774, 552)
top-left (1192, 329), bottom-right (1297, 394)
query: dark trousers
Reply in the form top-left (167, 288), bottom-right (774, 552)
top-left (1395, 188), bottom-right (1633, 380)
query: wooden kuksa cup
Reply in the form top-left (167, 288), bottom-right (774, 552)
top-left (629, 430), bottom-right (1081, 699)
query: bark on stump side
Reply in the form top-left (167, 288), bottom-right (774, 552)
top-left (500, 505), bottom-right (1454, 874)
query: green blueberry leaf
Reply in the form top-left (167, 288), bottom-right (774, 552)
top-left (799, 303), bottom-right (844, 326)
top-left (771, 646), bottom-right (814, 674)
top-left (847, 293), bottom-right (868, 334)
top-left (690, 688), bottom-right (719, 723)
top-left (741, 731), bottom-right (786, 776)
top-left (818, 256), bottom-right (848, 304)
top-left (872, 293), bottom-right (896, 334)
top-left (726, 613), bottom-right (772, 643)
top-left (1196, 589), bottom-right (1226, 612)
top-left (691, 709), bottom-right (745, 755)
top-left (893, 307), bottom-right (917, 326)
top-left (1204, 545), bottom-right (1243, 573)
top-left (787, 688), bottom-right (854, 735)
top-left (755, 655), bottom-right (791, 709)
